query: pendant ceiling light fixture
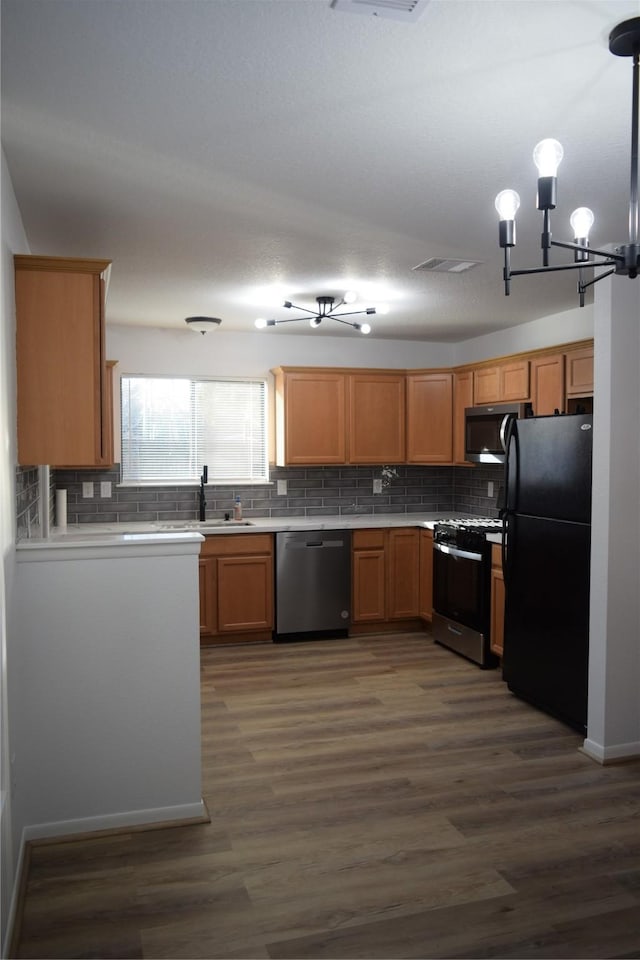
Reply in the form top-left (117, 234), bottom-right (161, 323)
top-left (185, 316), bottom-right (222, 334)
top-left (495, 16), bottom-right (640, 306)
top-left (254, 293), bottom-right (376, 334)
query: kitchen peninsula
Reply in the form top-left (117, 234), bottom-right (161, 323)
top-left (12, 530), bottom-right (207, 842)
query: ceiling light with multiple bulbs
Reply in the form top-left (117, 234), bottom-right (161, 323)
top-left (255, 292), bottom-right (386, 335)
top-left (495, 16), bottom-right (640, 306)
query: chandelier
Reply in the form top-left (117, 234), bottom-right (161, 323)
top-left (254, 293), bottom-right (376, 334)
top-left (495, 16), bottom-right (640, 307)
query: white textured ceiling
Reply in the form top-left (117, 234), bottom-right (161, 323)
top-left (2, 0), bottom-right (639, 341)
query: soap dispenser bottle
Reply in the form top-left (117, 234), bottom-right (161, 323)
top-left (234, 496), bottom-right (243, 521)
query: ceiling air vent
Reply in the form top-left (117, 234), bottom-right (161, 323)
top-left (412, 258), bottom-right (481, 274)
top-left (330, 0), bottom-right (430, 23)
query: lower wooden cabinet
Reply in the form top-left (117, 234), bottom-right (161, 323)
top-left (199, 534), bottom-right (274, 644)
top-left (352, 527), bottom-right (421, 628)
top-left (419, 528), bottom-right (433, 621)
top-left (490, 542), bottom-right (505, 658)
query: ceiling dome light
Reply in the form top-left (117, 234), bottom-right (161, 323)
top-left (185, 316), bottom-right (222, 334)
top-left (343, 290), bottom-right (358, 303)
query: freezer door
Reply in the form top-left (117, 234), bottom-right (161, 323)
top-left (505, 414), bottom-right (592, 523)
top-left (503, 513), bottom-right (590, 732)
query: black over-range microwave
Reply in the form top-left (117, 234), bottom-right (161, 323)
top-left (464, 402), bottom-right (532, 464)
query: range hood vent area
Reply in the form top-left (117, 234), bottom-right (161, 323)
top-left (330, 0), bottom-right (430, 22)
top-left (412, 257), bottom-right (481, 274)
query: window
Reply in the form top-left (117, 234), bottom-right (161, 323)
top-left (120, 376), bottom-right (268, 484)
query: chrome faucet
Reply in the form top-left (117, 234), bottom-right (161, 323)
top-left (199, 465), bottom-right (208, 521)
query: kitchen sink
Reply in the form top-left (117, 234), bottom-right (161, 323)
top-left (154, 519), bottom-right (255, 530)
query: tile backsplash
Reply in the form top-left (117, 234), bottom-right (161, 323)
top-left (44, 463), bottom-right (505, 526)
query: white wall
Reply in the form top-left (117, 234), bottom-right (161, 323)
top-left (0, 149), bottom-right (28, 955)
top-left (452, 304), bottom-right (594, 366)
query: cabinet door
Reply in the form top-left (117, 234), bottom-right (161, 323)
top-left (348, 373), bottom-right (405, 463)
top-left (15, 256), bottom-right (111, 466)
top-left (473, 366), bottom-right (500, 405)
top-left (565, 346), bottom-right (594, 397)
top-left (217, 555), bottom-right (273, 632)
top-left (453, 371), bottom-right (473, 464)
top-left (500, 360), bottom-right (529, 401)
top-left (199, 556), bottom-right (217, 637)
top-left (530, 354), bottom-right (565, 415)
top-left (419, 529), bottom-right (433, 621)
top-left (352, 549), bottom-right (387, 622)
top-left (406, 372), bottom-right (453, 464)
top-left (490, 544), bottom-right (505, 658)
top-left (280, 371), bottom-right (347, 464)
top-left (387, 528), bottom-right (420, 619)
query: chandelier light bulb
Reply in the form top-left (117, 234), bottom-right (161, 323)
top-left (570, 207), bottom-right (595, 239)
top-left (533, 139), bottom-right (564, 177)
top-left (255, 317), bottom-right (267, 329)
top-left (359, 323), bottom-right (371, 335)
top-left (309, 317), bottom-right (322, 328)
top-left (376, 303), bottom-right (389, 315)
top-left (495, 189), bottom-right (521, 222)
top-left (343, 290), bottom-right (357, 303)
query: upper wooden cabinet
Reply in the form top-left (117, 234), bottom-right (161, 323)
top-left (15, 255), bottom-right (112, 466)
top-left (530, 353), bottom-right (565, 415)
top-left (406, 372), bottom-right (453, 464)
top-left (453, 370), bottom-right (473, 465)
top-left (273, 368), bottom-right (406, 465)
top-left (348, 372), bottom-right (405, 463)
top-left (473, 359), bottom-right (529, 405)
top-left (565, 345), bottom-right (594, 398)
top-left (273, 369), bottom-right (347, 465)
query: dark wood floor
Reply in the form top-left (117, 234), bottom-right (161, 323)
top-left (15, 633), bottom-right (640, 959)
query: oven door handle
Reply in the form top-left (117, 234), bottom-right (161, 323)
top-left (433, 541), bottom-right (483, 562)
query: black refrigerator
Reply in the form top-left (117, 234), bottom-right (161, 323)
top-left (502, 413), bottom-right (593, 733)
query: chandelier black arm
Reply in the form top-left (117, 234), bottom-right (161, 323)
top-left (283, 302), bottom-right (321, 317)
top-left (510, 259), bottom-right (619, 278)
top-left (327, 308), bottom-right (376, 319)
top-left (578, 267), bottom-right (617, 292)
top-left (272, 316), bottom-right (308, 325)
top-left (331, 316), bottom-right (359, 328)
top-left (550, 238), bottom-right (626, 262)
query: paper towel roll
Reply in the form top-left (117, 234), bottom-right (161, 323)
top-left (56, 489), bottom-right (67, 529)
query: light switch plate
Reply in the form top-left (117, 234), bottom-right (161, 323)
top-left (277, 480), bottom-right (287, 495)
top-left (373, 478), bottom-right (383, 494)
top-left (488, 481), bottom-right (494, 497)
top-left (100, 481), bottom-right (112, 498)
top-left (82, 482), bottom-right (94, 499)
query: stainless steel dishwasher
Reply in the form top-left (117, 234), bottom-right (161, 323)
top-left (275, 530), bottom-right (351, 640)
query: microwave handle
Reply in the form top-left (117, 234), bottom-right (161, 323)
top-left (499, 413), bottom-right (512, 453)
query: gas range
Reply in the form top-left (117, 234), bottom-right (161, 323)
top-left (434, 517), bottom-right (503, 551)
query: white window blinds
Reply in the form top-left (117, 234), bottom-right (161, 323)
top-left (121, 376), bottom-right (268, 484)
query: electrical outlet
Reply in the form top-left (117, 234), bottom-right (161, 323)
top-left (82, 482), bottom-right (94, 499)
top-left (277, 479), bottom-right (287, 495)
top-left (373, 478), bottom-right (383, 494)
top-left (488, 481), bottom-right (494, 497)
top-left (100, 481), bottom-right (112, 498)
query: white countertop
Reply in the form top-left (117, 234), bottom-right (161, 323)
top-left (17, 511), bottom-right (504, 552)
top-left (17, 511), bottom-right (469, 548)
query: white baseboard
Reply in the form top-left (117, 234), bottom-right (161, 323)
top-left (22, 799), bottom-right (209, 844)
top-left (581, 738), bottom-right (640, 764)
top-left (1, 831), bottom-right (27, 960)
